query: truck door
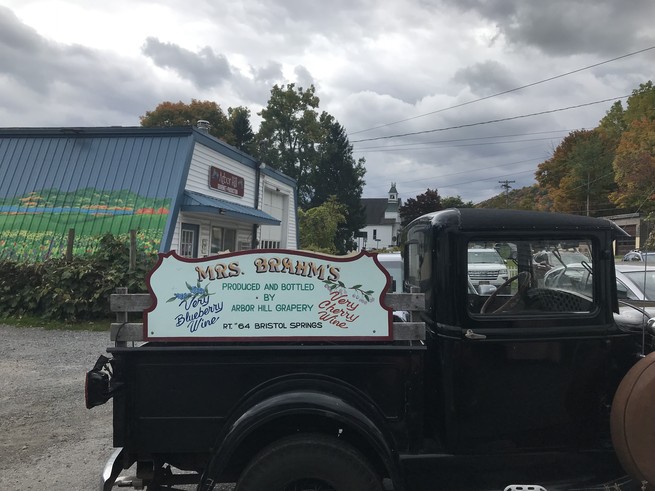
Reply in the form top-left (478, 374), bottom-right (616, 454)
top-left (440, 235), bottom-right (617, 453)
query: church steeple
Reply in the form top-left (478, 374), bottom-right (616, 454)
top-left (388, 182), bottom-right (398, 202)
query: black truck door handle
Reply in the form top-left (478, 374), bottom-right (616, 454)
top-left (465, 329), bottom-right (486, 340)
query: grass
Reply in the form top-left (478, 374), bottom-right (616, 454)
top-left (0, 314), bottom-right (112, 331)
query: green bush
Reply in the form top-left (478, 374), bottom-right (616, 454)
top-left (0, 234), bottom-right (158, 322)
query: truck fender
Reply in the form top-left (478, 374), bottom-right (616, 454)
top-left (199, 389), bottom-right (404, 491)
top-left (611, 351), bottom-right (655, 486)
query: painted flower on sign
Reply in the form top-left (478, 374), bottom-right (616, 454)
top-left (167, 282), bottom-right (213, 304)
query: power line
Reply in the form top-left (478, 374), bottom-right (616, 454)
top-left (353, 128), bottom-right (575, 152)
top-left (350, 45), bottom-right (655, 136)
top-left (354, 135), bottom-right (568, 153)
top-left (351, 95), bottom-right (629, 143)
top-left (393, 157), bottom-right (544, 186)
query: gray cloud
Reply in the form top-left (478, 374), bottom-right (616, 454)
top-left (142, 37), bottom-right (232, 89)
top-left (251, 61), bottom-right (284, 84)
top-left (294, 65), bottom-right (315, 91)
top-left (440, 0), bottom-right (655, 56)
top-left (452, 60), bottom-right (518, 96)
top-left (0, 0), bottom-right (653, 204)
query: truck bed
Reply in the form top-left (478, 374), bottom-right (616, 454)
top-left (108, 341), bottom-right (425, 475)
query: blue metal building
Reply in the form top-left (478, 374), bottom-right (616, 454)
top-left (0, 126), bottom-right (298, 261)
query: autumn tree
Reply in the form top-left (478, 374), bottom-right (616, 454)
top-left (535, 130), bottom-right (616, 215)
top-left (624, 81), bottom-right (655, 125)
top-left (399, 189), bottom-right (442, 226)
top-left (477, 185), bottom-right (544, 210)
top-left (298, 196), bottom-right (347, 254)
top-left (598, 100), bottom-right (628, 146)
top-left (140, 99), bottom-right (232, 141)
top-left (610, 118), bottom-right (655, 212)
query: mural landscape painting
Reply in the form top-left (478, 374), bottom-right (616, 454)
top-left (0, 188), bottom-right (170, 261)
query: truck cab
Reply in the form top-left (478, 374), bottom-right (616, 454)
top-left (401, 208), bottom-right (651, 489)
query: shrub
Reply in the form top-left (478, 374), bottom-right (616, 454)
top-left (0, 233), bottom-right (158, 322)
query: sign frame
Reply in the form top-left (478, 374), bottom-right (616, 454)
top-left (143, 249), bottom-right (394, 342)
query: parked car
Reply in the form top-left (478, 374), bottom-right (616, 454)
top-left (615, 263), bottom-right (655, 301)
top-left (622, 250), bottom-right (655, 262)
top-left (533, 250), bottom-right (590, 268)
top-left (467, 248), bottom-right (509, 287)
top-left (543, 262), bottom-right (655, 301)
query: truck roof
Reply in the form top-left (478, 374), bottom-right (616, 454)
top-left (412, 208), bottom-right (628, 236)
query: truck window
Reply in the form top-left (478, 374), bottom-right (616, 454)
top-left (404, 224), bottom-right (431, 293)
top-left (467, 238), bottom-right (595, 315)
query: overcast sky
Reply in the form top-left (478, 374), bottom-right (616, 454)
top-left (0, 0), bottom-right (653, 205)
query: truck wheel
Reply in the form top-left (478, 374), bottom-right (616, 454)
top-left (235, 434), bottom-right (383, 491)
top-left (611, 351), bottom-right (655, 485)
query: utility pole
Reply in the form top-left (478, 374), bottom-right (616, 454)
top-left (499, 180), bottom-right (515, 208)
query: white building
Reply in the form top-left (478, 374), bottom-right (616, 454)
top-left (358, 183), bottom-right (402, 250)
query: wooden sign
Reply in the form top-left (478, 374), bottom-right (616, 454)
top-left (209, 166), bottom-right (244, 197)
top-left (144, 249), bottom-right (393, 341)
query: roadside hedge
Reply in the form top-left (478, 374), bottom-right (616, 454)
top-left (0, 234), bottom-right (158, 322)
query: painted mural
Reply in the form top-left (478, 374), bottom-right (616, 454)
top-left (0, 188), bottom-right (170, 261)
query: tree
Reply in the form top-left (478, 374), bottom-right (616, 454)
top-left (610, 118), bottom-right (655, 212)
top-left (535, 130), bottom-right (616, 215)
top-left (399, 189), bottom-right (442, 226)
top-left (228, 106), bottom-right (255, 153)
top-left (310, 113), bottom-right (366, 253)
top-left (476, 185), bottom-right (545, 210)
top-left (624, 81), bottom-right (655, 125)
top-left (298, 196), bottom-right (347, 253)
top-left (140, 99), bottom-right (232, 141)
top-left (441, 195), bottom-right (474, 208)
top-left (256, 84), bottom-right (322, 207)
top-left (598, 100), bottom-right (627, 146)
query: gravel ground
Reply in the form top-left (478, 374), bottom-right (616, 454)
top-left (0, 324), bottom-right (233, 491)
top-left (0, 324), bottom-right (114, 490)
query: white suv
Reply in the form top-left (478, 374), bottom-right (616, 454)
top-left (467, 248), bottom-right (509, 287)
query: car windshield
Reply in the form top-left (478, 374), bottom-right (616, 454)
top-left (620, 270), bottom-right (655, 300)
top-left (468, 250), bottom-right (504, 264)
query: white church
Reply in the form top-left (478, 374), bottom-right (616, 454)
top-left (357, 183), bottom-right (402, 250)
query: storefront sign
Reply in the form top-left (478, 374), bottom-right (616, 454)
top-left (209, 166), bottom-right (244, 197)
top-left (144, 249), bottom-right (393, 341)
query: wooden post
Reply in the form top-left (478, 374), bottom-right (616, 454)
top-left (65, 228), bottom-right (75, 262)
top-left (115, 286), bottom-right (128, 347)
top-left (129, 230), bottom-right (137, 272)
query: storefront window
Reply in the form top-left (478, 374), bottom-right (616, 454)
top-left (211, 226), bottom-right (236, 254)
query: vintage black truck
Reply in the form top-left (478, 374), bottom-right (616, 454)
top-left (86, 208), bottom-right (655, 491)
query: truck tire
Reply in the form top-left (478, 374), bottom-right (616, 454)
top-left (235, 433), bottom-right (383, 491)
top-left (611, 351), bottom-right (655, 486)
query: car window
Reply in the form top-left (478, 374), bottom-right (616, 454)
top-left (468, 238), bottom-right (594, 316)
top-left (620, 270), bottom-right (655, 301)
